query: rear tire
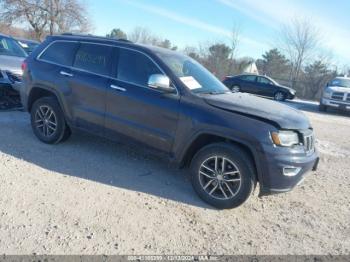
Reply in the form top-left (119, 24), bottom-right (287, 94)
top-left (31, 97), bottom-right (71, 144)
top-left (190, 143), bottom-right (256, 209)
top-left (231, 85), bottom-right (240, 93)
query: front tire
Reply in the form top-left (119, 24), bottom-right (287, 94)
top-left (190, 143), bottom-right (256, 209)
top-left (274, 91), bottom-right (286, 101)
top-left (319, 103), bottom-right (327, 112)
top-left (31, 97), bottom-right (70, 144)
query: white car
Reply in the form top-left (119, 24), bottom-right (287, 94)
top-left (0, 33), bottom-right (27, 92)
top-left (319, 77), bottom-right (350, 112)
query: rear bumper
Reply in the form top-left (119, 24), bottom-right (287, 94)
top-left (259, 148), bottom-right (319, 196)
top-left (321, 98), bottom-right (350, 111)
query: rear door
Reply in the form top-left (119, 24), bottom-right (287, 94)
top-left (105, 47), bottom-right (180, 153)
top-left (240, 75), bottom-right (257, 93)
top-left (69, 43), bottom-right (113, 134)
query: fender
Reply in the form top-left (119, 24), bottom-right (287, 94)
top-left (27, 83), bottom-right (74, 126)
top-left (175, 129), bottom-right (265, 184)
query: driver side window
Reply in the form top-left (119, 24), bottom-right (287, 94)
top-left (116, 48), bottom-right (162, 87)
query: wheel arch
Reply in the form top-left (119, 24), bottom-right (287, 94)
top-left (179, 132), bottom-right (261, 182)
top-left (27, 86), bottom-right (69, 116)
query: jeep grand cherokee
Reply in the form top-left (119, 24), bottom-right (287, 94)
top-left (21, 34), bottom-right (319, 209)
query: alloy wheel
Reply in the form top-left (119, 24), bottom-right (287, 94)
top-left (198, 156), bottom-right (242, 200)
top-left (232, 86), bottom-right (240, 93)
top-left (275, 92), bottom-right (285, 101)
top-left (34, 105), bottom-right (57, 137)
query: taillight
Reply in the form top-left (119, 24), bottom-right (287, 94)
top-left (21, 61), bottom-right (27, 72)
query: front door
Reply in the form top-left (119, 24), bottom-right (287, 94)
top-left (105, 47), bottom-right (180, 153)
top-left (256, 76), bottom-right (276, 97)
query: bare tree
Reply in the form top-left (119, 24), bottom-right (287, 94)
top-left (0, 0), bottom-right (90, 41)
top-left (128, 27), bottom-right (160, 45)
top-left (128, 27), bottom-right (177, 50)
top-left (279, 17), bottom-right (321, 88)
top-left (229, 24), bottom-right (240, 61)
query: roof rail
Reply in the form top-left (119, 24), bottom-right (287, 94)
top-left (60, 33), bottom-right (133, 43)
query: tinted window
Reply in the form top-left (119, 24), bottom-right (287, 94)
top-left (257, 77), bottom-right (272, 84)
top-left (74, 43), bottom-right (113, 75)
top-left (240, 75), bottom-right (256, 82)
top-left (40, 41), bottom-right (78, 66)
top-left (117, 48), bottom-right (162, 86)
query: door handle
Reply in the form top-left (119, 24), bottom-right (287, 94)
top-left (110, 85), bottom-right (126, 92)
top-left (60, 71), bottom-right (73, 77)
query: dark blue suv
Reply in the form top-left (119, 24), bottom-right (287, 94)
top-left (21, 34), bottom-right (319, 209)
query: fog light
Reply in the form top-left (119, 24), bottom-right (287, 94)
top-left (283, 167), bottom-right (301, 177)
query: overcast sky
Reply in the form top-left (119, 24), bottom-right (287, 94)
top-left (88, 0), bottom-right (350, 67)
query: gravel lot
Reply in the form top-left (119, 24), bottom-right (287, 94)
top-left (0, 100), bottom-right (349, 255)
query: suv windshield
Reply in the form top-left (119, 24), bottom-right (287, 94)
top-left (154, 49), bottom-right (229, 94)
top-left (330, 78), bottom-right (350, 88)
top-left (0, 36), bottom-right (27, 58)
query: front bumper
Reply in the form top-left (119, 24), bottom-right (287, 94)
top-left (258, 146), bottom-right (319, 196)
top-left (321, 98), bottom-right (350, 111)
top-left (287, 93), bottom-right (296, 100)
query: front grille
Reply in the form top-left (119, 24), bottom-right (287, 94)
top-left (347, 94), bottom-right (350, 102)
top-left (331, 92), bottom-right (345, 101)
top-left (303, 131), bottom-right (315, 154)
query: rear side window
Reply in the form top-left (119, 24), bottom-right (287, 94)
top-left (40, 41), bottom-right (78, 66)
top-left (73, 43), bottom-right (113, 76)
top-left (240, 75), bottom-right (257, 82)
top-left (116, 48), bottom-right (162, 86)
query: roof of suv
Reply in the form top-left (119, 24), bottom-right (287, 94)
top-left (50, 33), bottom-right (135, 47)
top-left (48, 33), bottom-right (179, 57)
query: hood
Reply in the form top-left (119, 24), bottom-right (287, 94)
top-left (0, 55), bottom-right (24, 75)
top-left (278, 84), bottom-right (296, 93)
top-left (328, 86), bottom-right (350, 93)
top-left (204, 92), bottom-right (310, 130)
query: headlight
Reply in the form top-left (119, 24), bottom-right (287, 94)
top-left (323, 88), bottom-right (332, 99)
top-left (271, 131), bottom-right (300, 147)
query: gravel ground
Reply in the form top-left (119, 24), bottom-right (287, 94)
top-left (0, 101), bottom-right (349, 255)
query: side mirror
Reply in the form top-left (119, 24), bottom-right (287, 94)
top-left (148, 74), bottom-right (175, 93)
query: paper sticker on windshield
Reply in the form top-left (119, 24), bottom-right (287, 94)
top-left (180, 76), bottom-right (202, 90)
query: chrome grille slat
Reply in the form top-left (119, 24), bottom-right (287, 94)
top-left (303, 131), bottom-right (315, 154)
top-left (331, 92), bottom-right (345, 101)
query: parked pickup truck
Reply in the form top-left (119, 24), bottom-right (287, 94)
top-left (319, 77), bottom-right (350, 112)
top-left (21, 34), bottom-right (319, 209)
